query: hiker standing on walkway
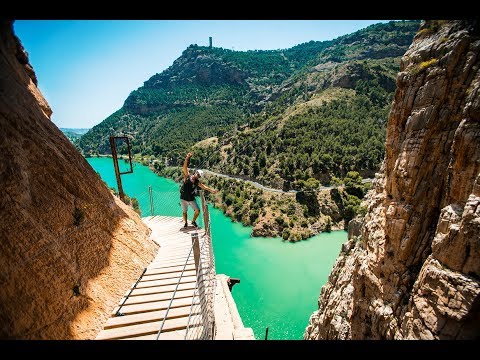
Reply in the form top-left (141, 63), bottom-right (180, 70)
top-left (180, 152), bottom-right (218, 228)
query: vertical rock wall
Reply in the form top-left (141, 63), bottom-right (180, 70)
top-left (0, 21), bottom-right (158, 339)
top-left (305, 20), bottom-right (480, 340)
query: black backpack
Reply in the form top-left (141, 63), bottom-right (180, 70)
top-left (180, 176), bottom-right (199, 198)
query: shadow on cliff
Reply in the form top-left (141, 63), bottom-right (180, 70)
top-left (0, 21), bottom-right (156, 339)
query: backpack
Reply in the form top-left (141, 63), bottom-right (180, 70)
top-left (180, 176), bottom-right (199, 198)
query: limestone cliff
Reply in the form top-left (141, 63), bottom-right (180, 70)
top-left (304, 20), bottom-right (480, 339)
top-left (0, 21), bottom-right (159, 339)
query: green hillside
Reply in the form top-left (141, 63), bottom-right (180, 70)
top-left (79, 20), bottom-right (420, 187)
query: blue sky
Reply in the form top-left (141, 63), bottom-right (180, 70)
top-left (14, 20), bottom-right (392, 129)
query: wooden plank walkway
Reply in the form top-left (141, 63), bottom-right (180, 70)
top-left (96, 216), bottom-right (206, 340)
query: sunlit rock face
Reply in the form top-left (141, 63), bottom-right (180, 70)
top-left (304, 20), bottom-right (480, 340)
top-left (0, 20), bottom-right (158, 339)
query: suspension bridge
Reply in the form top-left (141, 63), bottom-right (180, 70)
top-left (95, 191), bottom-right (254, 340)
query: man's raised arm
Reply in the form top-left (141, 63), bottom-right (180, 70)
top-left (183, 152), bottom-right (192, 177)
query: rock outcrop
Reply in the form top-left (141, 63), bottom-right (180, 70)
top-left (305, 20), bottom-right (480, 340)
top-left (144, 45), bottom-right (248, 89)
top-left (0, 21), bottom-right (158, 339)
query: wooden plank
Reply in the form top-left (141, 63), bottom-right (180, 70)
top-left (117, 296), bottom-right (199, 315)
top-left (144, 264), bottom-right (195, 276)
top-left (105, 304), bottom-right (199, 329)
top-left (158, 240), bottom-right (192, 247)
top-left (96, 315), bottom-right (202, 340)
top-left (95, 216), bottom-right (213, 340)
top-left (159, 241), bottom-right (191, 246)
top-left (160, 220), bottom-right (183, 225)
top-left (147, 255), bottom-right (193, 269)
top-left (158, 234), bottom-right (191, 239)
top-left (123, 325), bottom-right (204, 340)
top-left (153, 253), bottom-right (191, 261)
top-left (123, 288), bottom-right (195, 306)
top-left (141, 264), bottom-right (195, 277)
top-left (158, 245), bottom-right (191, 250)
top-left (156, 252), bottom-right (190, 258)
top-left (146, 260), bottom-right (194, 271)
top-left (123, 330), bottom-right (187, 340)
top-left (155, 236), bottom-right (189, 242)
top-left (158, 242), bottom-right (192, 248)
top-left (160, 238), bottom-right (200, 244)
top-left (155, 253), bottom-right (189, 258)
top-left (159, 233), bottom-right (191, 238)
top-left (156, 247), bottom-right (192, 254)
top-left (157, 249), bottom-right (189, 253)
top-left (155, 250), bottom-right (190, 257)
top-left (160, 233), bottom-right (203, 239)
top-left (159, 243), bottom-right (192, 248)
top-left (146, 263), bottom-right (192, 272)
top-left (129, 282), bottom-right (196, 297)
top-left (138, 269), bottom-right (196, 282)
top-left (135, 275), bottom-right (197, 289)
top-left (151, 253), bottom-right (192, 261)
top-left (161, 233), bottom-right (193, 237)
top-left (152, 228), bottom-right (185, 233)
top-left (159, 237), bottom-right (192, 242)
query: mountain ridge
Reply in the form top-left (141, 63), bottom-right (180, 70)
top-left (78, 20), bottom-right (421, 238)
top-left (78, 20), bottom-right (420, 176)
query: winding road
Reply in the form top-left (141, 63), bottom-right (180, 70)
top-left (202, 169), bottom-right (373, 194)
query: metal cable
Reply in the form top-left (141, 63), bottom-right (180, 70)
top-left (155, 241), bottom-right (195, 340)
top-left (115, 267), bottom-right (146, 316)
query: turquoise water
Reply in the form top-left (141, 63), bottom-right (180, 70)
top-left (87, 157), bottom-right (189, 218)
top-left (87, 157), bottom-right (347, 340)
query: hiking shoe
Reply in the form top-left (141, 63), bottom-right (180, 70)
top-left (183, 223), bottom-right (188, 228)
top-left (191, 221), bottom-right (199, 228)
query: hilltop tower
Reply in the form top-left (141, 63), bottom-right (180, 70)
top-left (209, 36), bottom-right (212, 49)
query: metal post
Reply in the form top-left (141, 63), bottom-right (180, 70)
top-left (191, 233), bottom-right (200, 271)
top-left (148, 186), bottom-right (154, 216)
top-left (265, 327), bottom-right (269, 340)
top-left (191, 233), bottom-right (210, 338)
top-left (109, 136), bottom-right (125, 202)
top-left (200, 191), bottom-right (214, 272)
top-left (199, 191), bottom-right (216, 334)
top-left (200, 191), bottom-right (211, 239)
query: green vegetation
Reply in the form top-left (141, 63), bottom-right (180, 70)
top-left (220, 83), bottom-right (389, 190)
top-left (329, 172), bottom-right (370, 224)
top-left (344, 171), bottom-right (366, 198)
top-left (152, 166), bottom-right (370, 239)
top-left (315, 20), bottom-right (419, 63)
top-left (123, 194), bottom-right (141, 215)
top-left (79, 20), bottom-right (420, 176)
top-left (60, 128), bottom-right (90, 144)
top-left (411, 58), bottom-right (439, 75)
top-left (78, 21), bottom-right (422, 238)
top-left (416, 20), bottom-right (448, 38)
top-left (99, 178), bottom-right (142, 215)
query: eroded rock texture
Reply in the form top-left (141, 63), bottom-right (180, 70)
top-left (305, 20), bottom-right (480, 340)
top-left (0, 21), bottom-right (158, 339)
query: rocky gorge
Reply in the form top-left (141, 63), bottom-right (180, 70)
top-left (304, 20), bottom-right (480, 340)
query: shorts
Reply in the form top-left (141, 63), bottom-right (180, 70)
top-left (181, 199), bottom-right (199, 213)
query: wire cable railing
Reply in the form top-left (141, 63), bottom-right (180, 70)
top-left (184, 191), bottom-right (216, 339)
top-left (144, 189), bottom-right (216, 340)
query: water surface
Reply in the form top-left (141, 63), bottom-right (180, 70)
top-left (87, 157), bottom-right (347, 339)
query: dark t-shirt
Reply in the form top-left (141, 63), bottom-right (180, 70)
top-left (180, 175), bottom-right (199, 201)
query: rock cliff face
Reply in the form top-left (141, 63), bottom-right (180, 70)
top-left (304, 20), bottom-right (480, 339)
top-left (0, 21), bottom-right (158, 339)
